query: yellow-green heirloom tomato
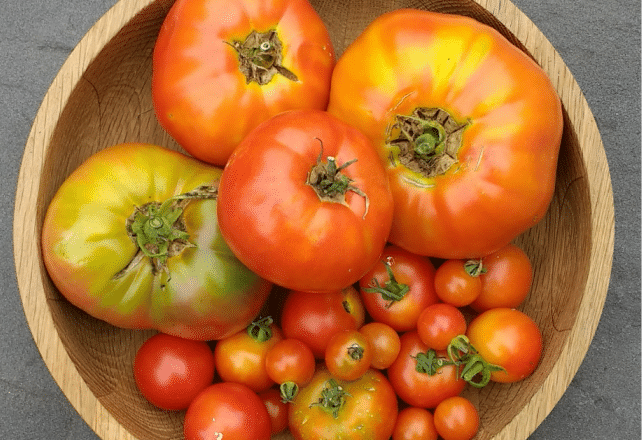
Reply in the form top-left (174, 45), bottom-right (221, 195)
top-left (41, 143), bottom-right (272, 340)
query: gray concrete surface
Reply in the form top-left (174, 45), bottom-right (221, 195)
top-left (1, 0), bottom-right (639, 439)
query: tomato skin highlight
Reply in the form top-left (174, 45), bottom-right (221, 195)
top-left (152, 0), bottom-right (335, 166)
top-left (41, 143), bottom-right (272, 341)
top-left (328, 9), bottom-right (563, 259)
top-left (133, 333), bottom-right (215, 411)
top-left (466, 308), bottom-right (543, 383)
top-left (217, 109), bottom-right (394, 292)
top-left (183, 382), bottom-right (272, 440)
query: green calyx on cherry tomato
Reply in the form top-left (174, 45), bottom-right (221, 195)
top-left (359, 245), bottom-right (439, 332)
top-left (184, 382), bottom-right (271, 440)
top-left (328, 9), bottom-right (563, 259)
top-left (214, 316), bottom-right (284, 392)
top-left (289, 367), bottom-right (398, 440)
top-left (152, 0), bottom-right (335, 166)
top-left (133, 333), bottom-right (215, 411)
top-left (434, 396), bottom-right (480, 440)
top-left (264, 338), bottom-right (316, 402)
top-left (325, 330), bottom-right (372, 381)
top-left (281, 287), bottom-right (365, 358)
top-left (217, 109), bottom-right (394, 292)
top-left (41, 143), bottom-right (272, 341)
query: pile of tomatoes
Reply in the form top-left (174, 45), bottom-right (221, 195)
top-left (41, 0), bottom-right (564, 439)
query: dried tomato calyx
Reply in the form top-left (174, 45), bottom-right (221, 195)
top-left (226, 29), bottom-right (298, 85)
top-left (118, 183), bottom-right (218, 277)
top-left (347, 343), bottom-right (365, 361)
top-left (387, 107), bottom-right (469, 179)
top-left (310, 379), bottom-right (351, 419)
top-left (464, 259), bottom-right (486, 277)
top-left (306, 138), bottom-right (370, 218)
top-left (247, 316), bottom-right (274, 342)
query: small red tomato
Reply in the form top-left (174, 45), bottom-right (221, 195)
top-left (214, 316), bottom-right (283, 392)
top-left (434, 259), bottom-right (483, 307)
top-left (264, 338), bottom-right (316, 402)
top-left (133, 333), bottom-right (215, 410)
top-left (387, 331), bottom-right (465, 408)
top-left (433, 396), bottom-right (480, 440)
top-left (416, 303), bottom-right (467, 351)
top-left (392, 407), bottom-right (439, 440)
top-left (359, 321), bottom-right (401, 369)
top-left (471, 243), bottom-right (533, 312)
top-left (259, 388), bottom-right (289, 435)
top-left (359, 245), bottom-right (439, 332)
top-left (325, 330), bottom-right (372, 381)
top-left (184, 382), bottom-right (271, 440)
top-left (466, 308), bottom-right (543, 383)
top-left (281, 286), bottom-right (365, 358)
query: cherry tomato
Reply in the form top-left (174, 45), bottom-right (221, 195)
top-left (358, 245), bottom-right (439, 332)
top-left (416, 303), bottom-right (467, 351)
top-left (358, 322), bottom-right (401, 369)
top-left (433, 396), bottom-right (480, 440)
top-left (328, 9), bottom-right (562, 259)
top-left (470, 243), bottom-right (534, 312)
top-left (387, 331), bottom-right (465, 408)
top-left (289, 367), bottom-right (398, 440)
top-left (133, 333), bottom-right (215, 410)
top-left (259, 388), bottom-right (289, 435)
top-left (281, 286), bottom-right (365, 358)
top-left (324, 330), bottom-right (372, 381)
top-left (392, 407), bottom-right (439, 440)
top-left (264, 338), bottom-right (316, 402)
top-left (217, 109), bottom-right (394, 292)
top-left (466, 308), bottom-right (543, 383)
top-left (214, 316), bottom-right (283, 392)
top-left (153, 0), bottom-right (335, 166)
top-left (434, 259), bottom-right (483, 307)
top-left (184, 382), bottom-right (271, 440)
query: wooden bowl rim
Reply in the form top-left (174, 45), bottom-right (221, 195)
top-left (13, 0), bottom-right (615, 439)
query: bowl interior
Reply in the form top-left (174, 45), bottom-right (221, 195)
top-left (34, 0), bottom-right (592, 439)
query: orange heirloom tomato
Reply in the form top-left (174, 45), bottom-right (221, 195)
top-left (328, 9), bottom-right (563, 258)
top-left (153, 0), bottom-right (335, 166)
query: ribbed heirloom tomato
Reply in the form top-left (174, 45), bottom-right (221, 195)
top-left (328, 9), bottom-right (563, 258)
top-left (217, 109), bottom-right (394, 292)
top-left (152, 0), bottom-right (335, 166)
top-left (41, 144), bottom-right (272, 341)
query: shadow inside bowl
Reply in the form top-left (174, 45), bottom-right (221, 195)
top-left (34, 0), bottom-right (592, 439)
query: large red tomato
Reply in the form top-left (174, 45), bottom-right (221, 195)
top-left (217, 109), bottom-right (394, 291)
top-left (328, 9), bottom-right (563, 258)
top-left (41, 143), bottom-right (272, 340)
top-left (152, 0), bottom-right (335, 166)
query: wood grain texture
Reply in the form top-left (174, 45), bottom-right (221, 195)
top-left (13, 0), bottom-right (614, 439)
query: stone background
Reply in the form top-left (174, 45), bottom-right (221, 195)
top-left (1, 0), bottom-right (639, 438)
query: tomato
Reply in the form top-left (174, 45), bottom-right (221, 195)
top-left (184, 382), bottom-right (271, 440)
top-left (433, 396), bottom-right (480, 440)
top-left (434, 259), bottom-right (483, 307)
top-left (214, 316), bottom-right (283, 392)
top-left (466, 308), bottom-right (543, 383)
top-left (416, 303), bottom-right (467, 351)
top-left (470, 243), bottom-right (533, 312)
top-left (152, 0), bottom-right (335, 166)
top-left (358, 322), bottom-right (401, 369)
top-left (133, 333), bottom-right (215, 410)
top-left (387, 331), bottom-right (465, 408)
top-left (289, 367), bottom-right (398, 440)
top-left (217, 109), bottom-right (394, 292)
top-left (328, 9), bottom-right (563, 259)
top-left (280, 287), bottom-right (365, 358)
top-left (41, 143), bottom-right (272, 340)
top-left (324, 330), bottom-right (372, 381)
top-left (358, 245), bottom-right (439, 332)
top-left (259, 388), bottom-right (289, 434)
top-left (392, 407), bottom-right (438, 440)
top-left (264, 338), bottom-right (316, 402)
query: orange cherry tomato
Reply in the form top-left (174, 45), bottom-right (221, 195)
top-left (392, 407), bottom-right (439, 440)
top-left (264, 338), bottom-right (316, 402)
top-left (325, 330), bottom-right (372, 381)
top-left (434, 259), bottom-right (483, 307)
top-left (259, 388), bottom-right (289, 434)
top-left (433, 396), bottom-right (480, 440)
top-left (416, 303), bottom-right (467, 351)
top-left (358, 322), bottom-right (401, 369)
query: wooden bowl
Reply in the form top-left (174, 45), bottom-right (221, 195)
top-left (13, 0), bottom-right (614, 439)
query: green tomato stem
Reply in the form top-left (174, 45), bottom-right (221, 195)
top-left (362, 258), bottom-right (410, 307)
top-left (246, 316), bottom-right (274, 342)
top-left (309, 379), bottom-right (351, 419)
